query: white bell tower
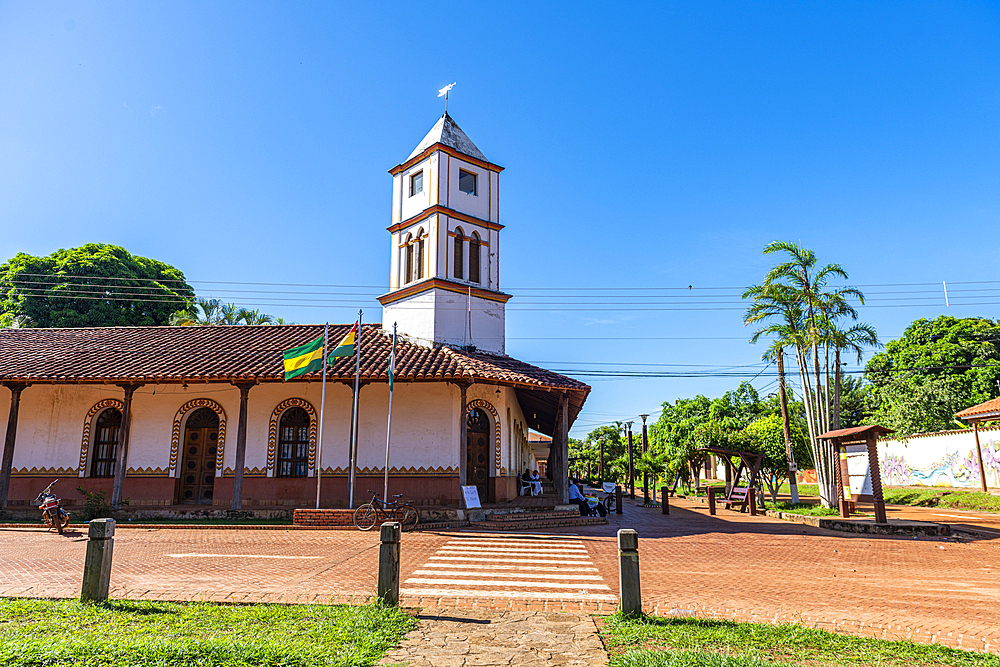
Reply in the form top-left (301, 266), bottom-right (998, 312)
top-left (378, 114), bottom-right (510, 354)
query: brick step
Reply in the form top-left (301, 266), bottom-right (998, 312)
top-left (483, 510), bottom-right (580, 522)
top-left (471, 516), bottom-right (607, 530)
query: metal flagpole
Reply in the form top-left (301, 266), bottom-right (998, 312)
top-left (348, 310), bottom-right (362, 509)
top-left (315, 323), bottom-right (329, 509)
top-left (383, 322), bottom-right (396, 501)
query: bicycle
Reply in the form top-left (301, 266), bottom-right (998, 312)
top-left (353, 490), bottom-right (419, 532)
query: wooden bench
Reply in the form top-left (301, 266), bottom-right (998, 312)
top-left (707, 485), bottom-right (757, 516)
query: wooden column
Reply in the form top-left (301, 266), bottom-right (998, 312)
top-left (111, 383), bottom-right (142, 507)
top-left (0, 382), bottom-right (28, 510)
top-left (973, 422), bottom-right (989, 492)
top-left (459, 384), bottom-right (468, 487)
top-left (834, 441), bottom-right (849, 518)
top-left (231, 382), bottom-right (254, 510)
top-left (556, 392), bottom-right (570, 504)
top-left (865, 432), bottom-right (887, 524)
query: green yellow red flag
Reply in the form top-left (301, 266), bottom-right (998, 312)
top-left (329, 323), bottom-right (357, 361)
top-left (282, 334), bottom-right (324, 380)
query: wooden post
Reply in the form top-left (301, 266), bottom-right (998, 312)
top-left (111, 383), bottom-right (142, 507)
top-left (378, 521), bottom-right (401, 605)
top-left (0, 382), bottom-right (28, 510)
top-left (973, 422), bottom-right (989, 493)
top-left (834, 441), bottom-right (850, 518)
top-left (615, 484), bottom-right (622, 514)
top-left (231, 382), bottom-right (254, 510)
top-left (81, 518), bottom-right (115, 602)
top-left (748, 491), bottom-right (756, 516)
top-left (865, 432), bottom-right (887, 524)
top-left (617, 529), bottom-right (641, 617)
top-left (707, 486), bottom-right (717, 515)
top-left (558, 392), bottom-right (570, 505)
top-left (660, 487), bottom-right (669, 515)
top-left (640, 416), bottom-right (649, 503)
top-left (459, 384), bottom-right (468, 488)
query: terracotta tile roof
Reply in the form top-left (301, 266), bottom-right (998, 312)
top-left (957, 397), bottom-right (1000, 422)
top-left (817, 425), bottom-right (895, 439)
top-left (0, 325), bottom-right (590, 395)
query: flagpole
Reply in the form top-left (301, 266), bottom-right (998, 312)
top-left (315, 323), bottom-right (328, 509)
top-left (383, 323), bottom-right (396, 502)
top-left (348, 310), bottom-right (362, 509)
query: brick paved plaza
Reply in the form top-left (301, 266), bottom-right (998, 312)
top-left (2, 497), bottom-right (998, 653)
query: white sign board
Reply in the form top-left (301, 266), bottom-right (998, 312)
top-left (845, 444), bottom-right (873, 497)
top-left (461, 485), bottom-right (481, 509)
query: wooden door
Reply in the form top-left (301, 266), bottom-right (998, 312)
top-left (466, 408), bottom-right (491, 504)
top-left (179, 408), bottom-right (219, 504)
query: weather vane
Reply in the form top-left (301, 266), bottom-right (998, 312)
top-left (438, 82), bottom-right (456, 114)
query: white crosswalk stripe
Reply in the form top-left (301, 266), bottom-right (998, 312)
top-left (402, 533), bottom-right (616, 602)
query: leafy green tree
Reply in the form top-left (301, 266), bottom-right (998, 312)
top-left (865, 316), bottom-right (1000, 435)
top-left (0, 244), bottom-right (193, 328)
top-left (584, 423), bottom-right (627, 481)
top-left (741, 413), bottom-right (812, 502)
top-left (838, 374), bottom-right (867, 428)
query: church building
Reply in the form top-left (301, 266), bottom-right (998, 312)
top-left (0, 114), bottom-right (589, 513)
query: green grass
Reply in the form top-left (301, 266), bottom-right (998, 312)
top-left (602, 614), bottom-right (1000, 667)
top-left (881, 488), bottom-right (1000, 513)
top-left (0, 598), bottom-right (414, 667)
top-left (767, 502), bottom-right (841, 517)
top-left (777, 482), bottom-right (819, 497)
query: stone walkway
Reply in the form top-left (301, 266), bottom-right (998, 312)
top-left (379, 610), bottom-right (607, 667)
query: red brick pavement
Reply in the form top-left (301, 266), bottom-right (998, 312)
top-left (1, 497), bottom-right (998, 653)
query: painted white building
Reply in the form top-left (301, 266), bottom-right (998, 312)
top-left (0, 114), bottom-right (590, 512)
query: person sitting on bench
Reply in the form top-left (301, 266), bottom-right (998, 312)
top-left (529, 470), bottom-right (543, 496)
top-left (569, 479), bottom-right (607, 517)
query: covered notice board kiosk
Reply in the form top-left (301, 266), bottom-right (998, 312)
top-left (817, 425), bottom-right (894, 524)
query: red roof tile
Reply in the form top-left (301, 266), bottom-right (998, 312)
top-left (0, 324), bottom-right (590, 395)
top-left (957, 397), bottom-right (1000, 422)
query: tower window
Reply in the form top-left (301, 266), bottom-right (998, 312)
top-left (469, 232), bottom-right (481, 284)
top-left (459, 170), bottom-right (477, 196)
top-left (409, 171), bottom-right (423, 197)
top-left (404, 233), bottom-right (414, 284)
top-left (453, 227), bottom-right (464, 280)
top-left (415, 228), bottom-right (425, 280)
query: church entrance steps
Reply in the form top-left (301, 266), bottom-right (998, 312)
top-left (469, 508), bottom-right (607, 531)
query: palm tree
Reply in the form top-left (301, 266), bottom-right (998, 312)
top-left (169, 299), bottom-right (279, 326)
top-left (169, 298), bottom-right (225, 326)
top-left (745, 242), bottom-right (877, 508)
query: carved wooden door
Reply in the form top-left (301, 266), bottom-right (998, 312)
top-left (466, 408), bottom-right (491, 504)
top-left (179, 408), bottom-right (219, 504)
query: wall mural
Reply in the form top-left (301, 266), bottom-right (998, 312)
top-left (879, 430), bottom-right (1000, 488)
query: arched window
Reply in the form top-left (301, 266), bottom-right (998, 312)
top-left (404, 233), bottom-right (413, 284)
top-left (453, 227), bottom-right (464, 279)
top-left (277, 407), bottom-right (310, 477)
top-left (415, 228), bottom-right (425, 280)
top-left (91, 408), bottom-right (122, 478)
top-left (469, 232), bottom-right (481, 284)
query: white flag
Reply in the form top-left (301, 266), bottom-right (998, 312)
top-left (438, 82), bottom-right (456, 97)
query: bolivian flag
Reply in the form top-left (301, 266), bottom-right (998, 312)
top-left (329, 323), bottom-right (357, 361)
top-left (283, 334), bottom-right (325, 381)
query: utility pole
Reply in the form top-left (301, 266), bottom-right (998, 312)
top-left (626, 421), bottom-right (635, 499)
top-left (639, 414), bottom-right (649, 504)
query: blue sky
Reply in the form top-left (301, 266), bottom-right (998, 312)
top-left (2, 2), bottom-right (998, 437)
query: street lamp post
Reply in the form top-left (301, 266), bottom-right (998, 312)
top-left (639, 414), bottom-right (649, 504)
top-left (599, 437), bottom-right (605, 483)
top-left (625, 421), bottom-right (635, 499)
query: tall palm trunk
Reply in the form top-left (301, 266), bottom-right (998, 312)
top-left (834, 348), bottom-right (843, 430)
top-left (777, 350), bottom-right (799, 503)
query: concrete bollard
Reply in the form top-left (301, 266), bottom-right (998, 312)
top-left (377, 522), bottom-right (401, 606)
top-left (615, 485), bottom-right (623, 514)
top-left (617, 529), bottom-right (641, 617)
top-left (661, 487), bottom-right (669, 515)
top-left (81, 518), bottom-right (115, 602)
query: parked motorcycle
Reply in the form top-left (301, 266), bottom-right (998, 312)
top-left (36, 479), bottom-right (70, 534)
